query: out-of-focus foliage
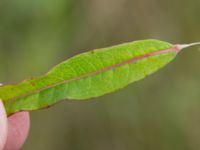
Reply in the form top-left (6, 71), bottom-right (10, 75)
top-left (0, 0), bottom-right (200, 150)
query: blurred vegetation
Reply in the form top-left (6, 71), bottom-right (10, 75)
top-left (1, 0), bottom-right (200, 150)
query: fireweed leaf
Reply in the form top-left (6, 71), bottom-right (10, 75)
top-left (0, 39), bottom-right (198, 115)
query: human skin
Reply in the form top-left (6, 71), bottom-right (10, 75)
top-left (0, 101), bottom-right (30, 150)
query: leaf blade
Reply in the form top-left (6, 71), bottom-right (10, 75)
top-left (0, 39), bottom-right (178, 115)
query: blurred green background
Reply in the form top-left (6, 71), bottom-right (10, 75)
top-left (1, 0), bottom-right (200, 149)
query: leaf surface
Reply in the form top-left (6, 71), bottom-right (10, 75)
top-left (0, 39), bottom-right (181, 115)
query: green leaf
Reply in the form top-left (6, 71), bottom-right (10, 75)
top-left (0, 39), bottom-right (184, 115)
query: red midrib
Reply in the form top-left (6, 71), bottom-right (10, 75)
top-left (8, 46), bottom-right (180, 101)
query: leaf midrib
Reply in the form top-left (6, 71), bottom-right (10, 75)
top-left (6, 46), bottom-right (179, 102)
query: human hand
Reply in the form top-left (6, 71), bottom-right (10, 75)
top-left (0, 101), bottom-right (30, 150)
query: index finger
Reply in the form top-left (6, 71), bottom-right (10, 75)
top-left (0, 100), bottom-right (8, 150)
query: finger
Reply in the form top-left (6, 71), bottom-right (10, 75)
top-left (4, 112), bottom-right (30, 150)
top-left (0, 101), bottom-right (8, 150)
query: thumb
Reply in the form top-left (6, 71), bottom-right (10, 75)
top-left (0, 100), bottom-right (8, 150)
